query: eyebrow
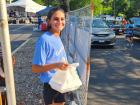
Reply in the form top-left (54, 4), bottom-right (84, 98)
top-left (53, 17), bottom-right (65, 20)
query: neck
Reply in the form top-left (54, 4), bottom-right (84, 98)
top-left (50, 29), bottom-right (61, 37)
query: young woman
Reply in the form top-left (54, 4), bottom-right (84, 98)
top-left (32, 7), bottom-right (69, 105)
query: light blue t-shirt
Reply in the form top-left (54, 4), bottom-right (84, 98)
top-left (32, 31), bottom-right (67, 83)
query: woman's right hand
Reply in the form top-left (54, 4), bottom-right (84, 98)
top-left (56, 62), bottom-right (68, 71)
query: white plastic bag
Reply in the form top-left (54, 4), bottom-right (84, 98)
top-left (49, 63), bottom-right (82, 93)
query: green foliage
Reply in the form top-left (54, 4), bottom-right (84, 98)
top-left (93, 0), bottom-right (103, 16)
top-left (69, 0), bottom-right (103, 16)
top-left (102, 0), bottom-right (140, 18)
top-left (9, 0), bottom-right (140, 18)
top-left (50, 0), bottom-right (61, 6)
top-left (102, 7), bottom-right (112, 15)
top-left (33, 0), bottom-right (45, 5)
top-left (113, 0), bottom-right (129, 16)
top-left (130, 0), bottom-right (140, 17)
top-left (118, 13), bottom-right (124, 17)
top-left (69, 0), bottom-right (90, 10)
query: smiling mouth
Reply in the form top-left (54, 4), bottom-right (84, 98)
top-left (56, 26), bottom-right (63, 28)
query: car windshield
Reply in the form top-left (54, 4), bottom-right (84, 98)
top-left (92, 19), bottom-right (108, 28)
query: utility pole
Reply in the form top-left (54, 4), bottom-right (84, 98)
top-left (66, 0), bottom-right (70, 12)
top-left (0, 0), bottom-right (16, 105)
top-left (47, 0), bottom-right (50, 7)
top-left (114, 0), bottom-right (116, 17)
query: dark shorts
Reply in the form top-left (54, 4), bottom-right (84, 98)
top-left (43, 83), bottom-right (68, 105)
top-left (0, 76), bottom-right (5, 86)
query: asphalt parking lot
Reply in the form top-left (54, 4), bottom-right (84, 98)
top-left (88, 35), bottom-right (140, 105)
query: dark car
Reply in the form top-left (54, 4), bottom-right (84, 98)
top-left (106, 20), bottom-right (125, 35)
top-left (112, 23), bottom-right (125, 35)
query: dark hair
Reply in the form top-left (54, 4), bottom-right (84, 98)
top-left (46, 7), bottom-right (65, 31)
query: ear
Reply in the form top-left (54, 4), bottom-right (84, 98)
top-left (47, 20), bottom-right (51, 26)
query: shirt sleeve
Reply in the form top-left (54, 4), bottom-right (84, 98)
top-left (32, 37), bottom-right (49, 65)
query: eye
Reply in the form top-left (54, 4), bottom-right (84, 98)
top-left (54, 17), bottom-right (59, 21)
top-left (61, 18), bottom-right (65, 21)
top-left (53, 17), bottom-right (65, 21)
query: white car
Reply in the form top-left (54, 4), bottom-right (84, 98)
top-left (91, 18), bottom-right (116, 47)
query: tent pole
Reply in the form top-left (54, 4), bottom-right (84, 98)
top-left (0, 0), bottom-right (16, 105)
top-left (9, 0), bottom-right (12, 4)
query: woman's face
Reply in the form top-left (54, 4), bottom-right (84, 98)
top-left (49, 10), bottom-right (65, 33)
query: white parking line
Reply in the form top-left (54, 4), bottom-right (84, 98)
top-left (10, 25), bottom-right (26, 32)
top-left (12, 38), bottom-right (31, 54)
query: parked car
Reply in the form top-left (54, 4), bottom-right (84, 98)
top-left (105, 20), bottom-right (125, 35)
top-left (112, 24), bottom-right (125, 35)
top-left (91, 18), bottom-right (116, 47)
top-left (129, 17), bottom-right (140, 37)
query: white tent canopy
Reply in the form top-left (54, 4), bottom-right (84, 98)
top-left (7, 0), bottom-right (46, 13)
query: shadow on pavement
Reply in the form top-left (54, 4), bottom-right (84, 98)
top-left (88, 36), bottom-right (140, 105)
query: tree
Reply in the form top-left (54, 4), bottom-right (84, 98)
top-left (34, 0), bottom-right (46, 5)
top-left (57, 0), bottom-right (68, 12)
top-left (9, 0), bottom-right (140, 18)
top-left (93, 0), bottom-right (103, 16)
top-left (130, 0), bottom-right (140, 16)
top-left (69, 0), bottom-right (90, 11)
top-left (113, 0), bottom-right (129, 17)
top-left (123, 0), bottom-right (140, 18)
top-left (69, 0), bottom-right (103, 16)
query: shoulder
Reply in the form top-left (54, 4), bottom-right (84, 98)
top-left (41, 32), bottom-right (53, 41)
top-left (36, 32), bottom-right (52, 45)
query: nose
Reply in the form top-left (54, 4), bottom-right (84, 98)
top-left (58, 19), bottom-right (62, 23)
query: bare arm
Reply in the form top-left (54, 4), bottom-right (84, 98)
top-left (32, 63), bottom-right (68, 73)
